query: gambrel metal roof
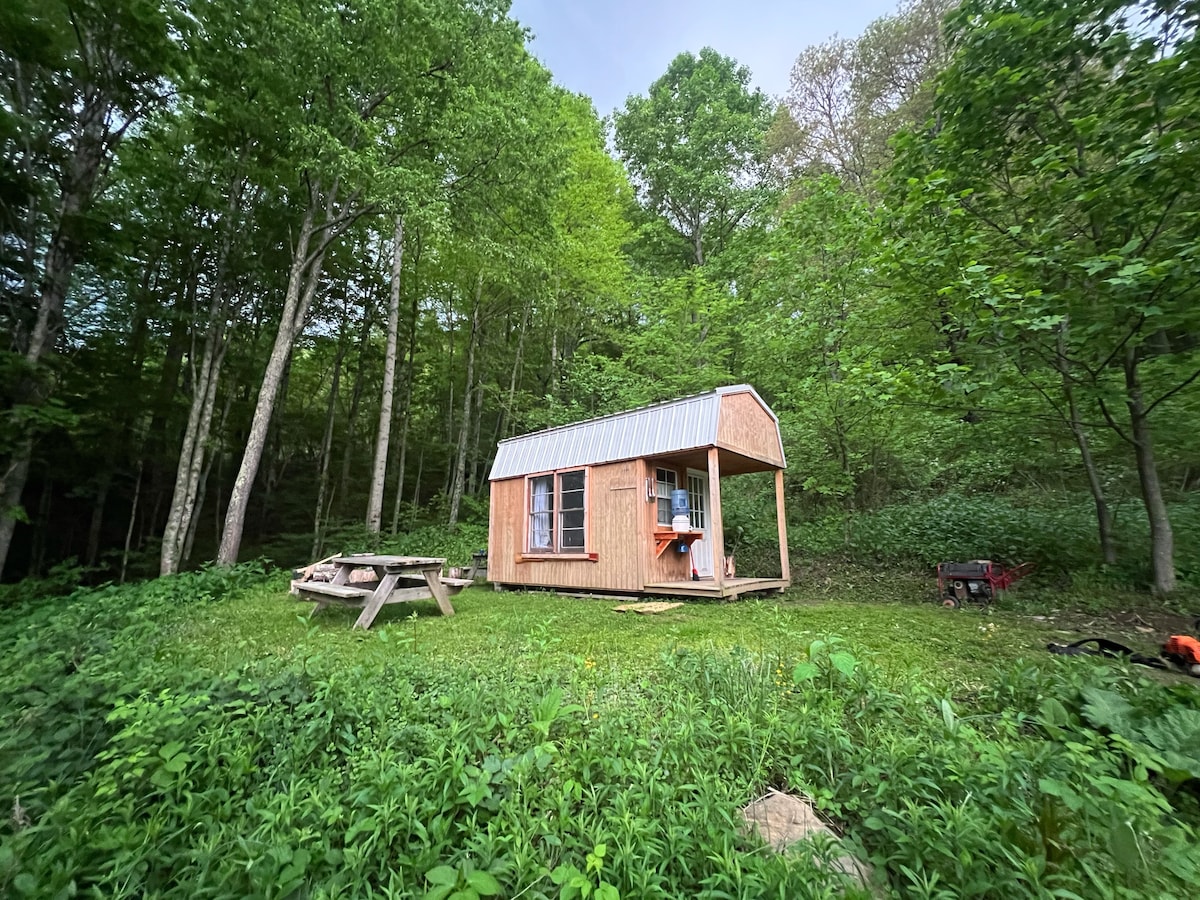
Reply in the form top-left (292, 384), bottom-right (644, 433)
top-left (489, 384), bottom-right (781, 480)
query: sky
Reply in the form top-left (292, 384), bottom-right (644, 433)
top-left (508, 0), bottom-right (903, 118)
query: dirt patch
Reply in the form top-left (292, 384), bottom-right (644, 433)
top-left (1019, 606), bottom-right (1199, 653)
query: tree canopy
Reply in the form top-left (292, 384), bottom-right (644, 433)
top-left (2, 0), bottom-right (1199, 595)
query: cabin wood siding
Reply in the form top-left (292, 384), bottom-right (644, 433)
top-left (717, 391), bottom-right (785, 467)
top-left (640, 461), bottom-right (694, 584)
top-left (489, 460), bottom-right (641, 591)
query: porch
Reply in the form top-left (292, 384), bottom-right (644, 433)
top-left (643, 576), bottom-right (789, 600)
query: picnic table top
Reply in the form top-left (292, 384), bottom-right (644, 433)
top-left (331, 554), bottom-right (445, 570)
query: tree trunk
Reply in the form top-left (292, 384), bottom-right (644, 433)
top-left (1124, 349), bottom-right (1174, 594)
top-left (410, 448), bottom-right (424, 528)
top-left (29, 477), bottom-right (52, 577)
top-left (161, 173), bottom-right (243, 576)
top-left (1056, 322), bottom-right (1116, 566)
top-left (161, 317), bottom-right (231, 574)
top-left (1065, 385), bottom-right (1115, 566)
top-left (218, 192), bottom-right (331, 566)
top-left (468, 375), bottom-right (485, 496)
top-left (257, 360), bottom-right (294, 538)
top-left (448, 275), bottom-right (482, 526)
top-left (0, 446), bottom-right (32, 579)
top-left (366, 215), bottom-right (404, 532)
top-left (390, 230), bottom-right (423, 534)
top-left (390, 277), bottom-right (420, 534)
top-left (312, 333), bottom-right (348, 559)
top-left (0, 97), bottom-right (108, 580)
top-left (85, 470), bottom-right (112, 568)
top-left (500, 300), bottom-right (531, 438)
top-left (120, 459), bottom-right (144, 585)
top-left (183, 386), bottom-right (235, 567)
top-left (335, 310), bottom-right (375, 519)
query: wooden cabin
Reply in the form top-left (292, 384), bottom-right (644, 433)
top-left (487, 385), bottom-right (790, 599)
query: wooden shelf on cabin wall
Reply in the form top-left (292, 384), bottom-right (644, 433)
top-left (653, 530), bottom-right (702, 559)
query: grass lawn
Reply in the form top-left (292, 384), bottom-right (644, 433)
top-left (171, 573), bottom-right (1074, 691)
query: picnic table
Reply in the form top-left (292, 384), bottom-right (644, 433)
top-left (291, 554), bottom-right (471, 630)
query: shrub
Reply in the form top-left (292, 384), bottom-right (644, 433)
top-left (791, 494), bottom-right (1200, 588)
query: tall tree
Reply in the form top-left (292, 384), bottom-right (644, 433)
top-left (365, 215), bottom-right (404, 533)
top-left (775, 0), bottom-right (955, 192)
top-left (0, 0), bottom-right (188, 578)
top-left (613, 48), bottom-right (772, 269)
top-left (213, 0), bottom-right (523, 564)
top-left (889, 0), bottom-right (1200, 593)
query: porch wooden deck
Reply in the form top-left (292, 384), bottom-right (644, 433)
top-left (642, 577), bottom-right (788, 599)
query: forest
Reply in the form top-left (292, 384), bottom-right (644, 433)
top-left (6, 3), bottom-right (1200, 897)
top-left (2, 0), bottom-right (1199, 597)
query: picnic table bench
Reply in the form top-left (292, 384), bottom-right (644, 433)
top-left (290, 554), bottom-right (470, 630)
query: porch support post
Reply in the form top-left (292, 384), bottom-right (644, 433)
top-left (708, 447), bottom-right (725, 591)
top-left (775, 468), bottom-right (790, 587)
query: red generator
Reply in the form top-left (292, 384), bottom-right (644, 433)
top-left (936, 560), bottom-right (1034, 608)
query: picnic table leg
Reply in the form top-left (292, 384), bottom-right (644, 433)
top-left (331, 564), bottom-right (352, 586)
top-left (422, 569), bottom-right (456, 616)
top-left (309, 600), bottom-right (329, 619)
top-left (354, 572), bottom-right (400, 630)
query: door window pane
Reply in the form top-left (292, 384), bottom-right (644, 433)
top-left (656, 468), bottom-right (676, 525)
top-left (687, 474), bottom-right (707, 530)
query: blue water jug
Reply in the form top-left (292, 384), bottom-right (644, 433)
top-left (671, 489), bottom-right (690, 518)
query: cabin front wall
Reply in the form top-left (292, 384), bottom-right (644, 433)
top-left (488, 459), bottom-right (642, 591)
top-left (717, 391), bottom-right (785, 468)
top-left (640, 459), bottom-right (702, 584)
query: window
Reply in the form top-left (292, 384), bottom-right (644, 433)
top-left (529, 475), bottom-right (554, 550)
top-left (527, 469), bottom-right (587, 553)
top-left (656, 468), bottom-right (677, 525)
top-left (559, 470), bottom-right (585, 548)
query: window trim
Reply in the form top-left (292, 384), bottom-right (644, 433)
top-left (523, 467), bottom-right (590, 556)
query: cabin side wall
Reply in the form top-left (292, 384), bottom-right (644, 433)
top-left (717, 391), bottom-right (785, 467)
top-left (488, 460), bottom-right (642, 591)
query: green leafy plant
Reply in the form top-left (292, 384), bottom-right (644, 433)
top-left (550, 843), bottom-right (621, 900)
top-left (423, 859), bottom-right (502, 900)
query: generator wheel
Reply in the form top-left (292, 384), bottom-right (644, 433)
top-left (942, 598), bottom-right (960, 608)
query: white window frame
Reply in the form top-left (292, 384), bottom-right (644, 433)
top-left (526, 468), bottom-right (588, 554)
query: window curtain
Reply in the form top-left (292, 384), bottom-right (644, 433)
top-left (531, 477), bottom-right (553, 549)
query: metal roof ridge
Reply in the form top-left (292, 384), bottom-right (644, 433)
top-left (497, 383), bottom-right (754, 445)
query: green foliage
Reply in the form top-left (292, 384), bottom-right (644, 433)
top-left (614, 47), bottom-right (772, 269)
top-left (0, 557), bottom-right (89, 607)
top-left (1079, 686), bottom-right (1200, 790)
top-left (792, 493), bottom-right (1200, 585)
top-left (1, 571), bottom-right (1198, 898)
top-left (261, 522), bottom-right (490, 569)
top-left (884, 0), bottom-right (1200, 592)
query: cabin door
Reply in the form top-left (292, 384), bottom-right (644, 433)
top-left (686, 470), bottom-right (713, 577)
